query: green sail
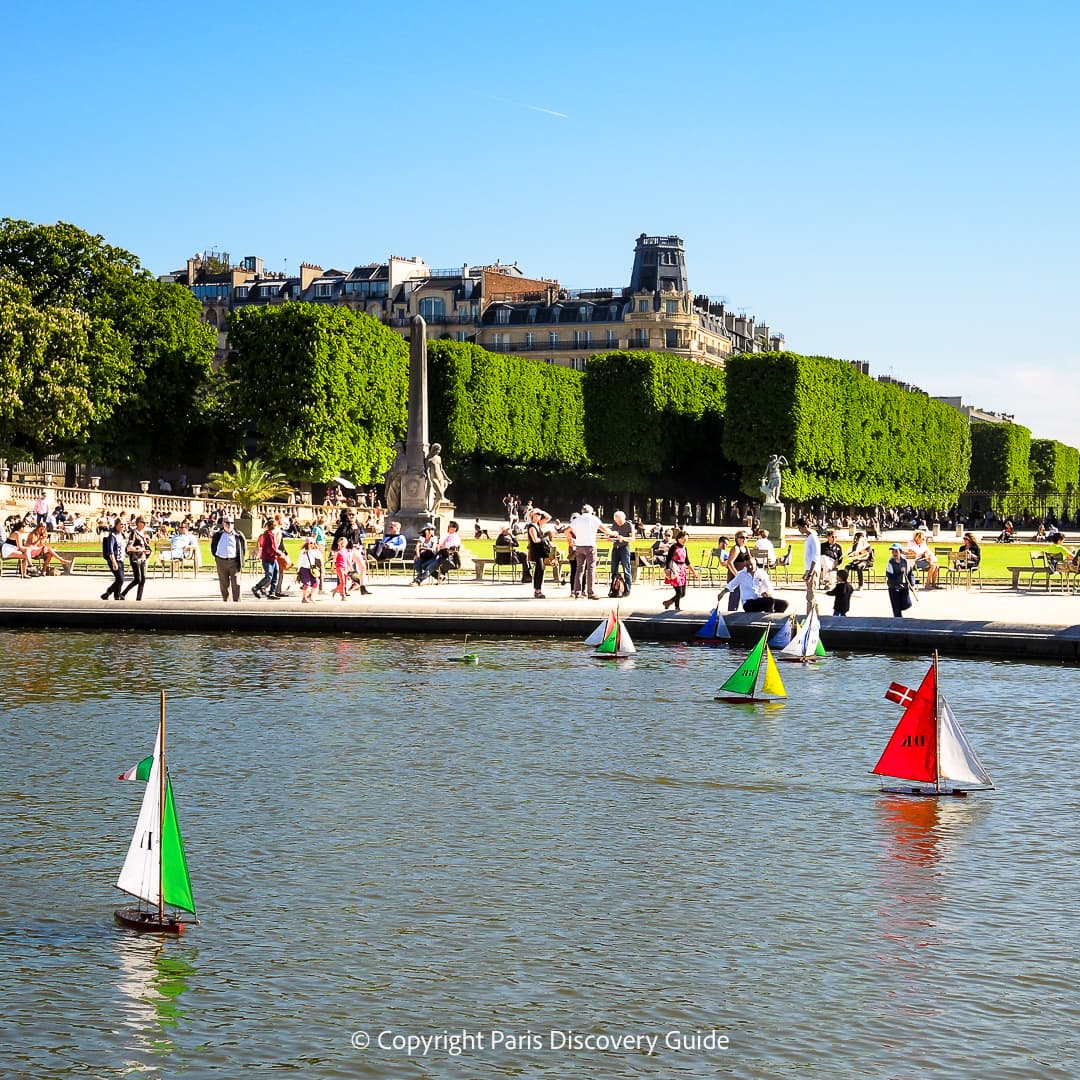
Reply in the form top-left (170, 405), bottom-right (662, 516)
top-left (595, 620), bottom-right (619, 654)
top-left (719, 631), bottom-right (767, 696)
top-left (162, 775), bottom-right (197, 916)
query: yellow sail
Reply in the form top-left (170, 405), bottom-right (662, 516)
top-left (761, 645), bottom-right (787, 699)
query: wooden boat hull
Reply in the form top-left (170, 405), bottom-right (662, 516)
top-left (114, 907), bottom-right (187, 934)
top-left (878, 786), bottom-right (969, 798)
top-left (713, 695), bottom-right (784, 705)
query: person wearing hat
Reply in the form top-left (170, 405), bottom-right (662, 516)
top-left (411, 523), bottom-right (439, 585)
top-left (211, 515), bottom-right (247, 601)
top-left (885, 543), bottom-right (917, 617)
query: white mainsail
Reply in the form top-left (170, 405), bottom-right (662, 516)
top-left (938, 696), bottom-right (994, 789)
top-left (614, 621), bottom-right (636, 656)
top-left (116, 725), bottom-right (162, 906)
top-left (780, 608), bottom-right (820, 659)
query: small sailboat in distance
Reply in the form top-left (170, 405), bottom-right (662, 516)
top-left (115, 691), bottom-right (198, 934)
top-left (776, 608), bottom-right (826, 662)
top-left (714, 630), bottom-right (786, 704)
top-left (871, 652), bottom-right (994, 797)
top-left (448, 634), bottom-right (479, 663)
top-left (694, 601), bottom-right (731, 643)
top-left (594, 609), bottom-right (636, 658)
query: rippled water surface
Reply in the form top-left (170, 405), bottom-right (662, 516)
top-left (1, 629), bottom-right (1076, 1078)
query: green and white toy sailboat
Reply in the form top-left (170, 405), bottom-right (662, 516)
top-left (115, 691), bottom-right (198, 934)
top-left (776, 608), bottom-right (827, 662)
top-left (714, 631), bottom-right (787, 704)
top-left (594, 608), bottom-right (636, 657)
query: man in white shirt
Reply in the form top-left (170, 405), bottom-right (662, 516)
top-left (797, 518), bottom-right (820, 615)
top-left (570, 503), bottom-right (611, 599)
top-left (170, 523), bottom-right (201, 568)
top-left (717, 565), bottom-right (788, 612)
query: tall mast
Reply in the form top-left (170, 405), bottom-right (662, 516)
top-left (158, 689), bottom-right (166, 923)
top-left (933, 651), bottom-right (942, 794)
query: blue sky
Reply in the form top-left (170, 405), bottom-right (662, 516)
top-left (3, 1), bottom-right (1077, 443)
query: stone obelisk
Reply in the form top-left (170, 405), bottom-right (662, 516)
top-left (395, 316), bottom-right (437, 539)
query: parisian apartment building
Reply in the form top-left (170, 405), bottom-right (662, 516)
top-left (163, 233), bottom-right (785, 370)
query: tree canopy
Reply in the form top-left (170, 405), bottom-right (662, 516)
top-left (222, 303), bottom-right (409, 482)
top-left (0, 218), bottom-right (216, 466)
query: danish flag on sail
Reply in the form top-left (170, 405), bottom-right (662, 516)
top-left (885, 682), bottom-right (916, 707)
top-left (872, 667), bottom-right (937, 783)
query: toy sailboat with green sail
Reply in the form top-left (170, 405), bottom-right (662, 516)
top-left (115, 691), bottom-right (198, 934)
top-left (714, 630), bottom-right (787, 704)
top-left (593, 609), bottom-right (636, 657)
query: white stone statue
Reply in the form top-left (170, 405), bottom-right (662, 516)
top-left (760, 454), bottom-right (788, 505)
top-left (425, 442), bottom-right (451, 510)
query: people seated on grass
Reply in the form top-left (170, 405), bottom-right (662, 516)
top-left (494, 524), bottom-right (531, 583)
top-left (366, 519), bottom-right (407, 563)
top-left (844, 531), bottom-right (873, 589)
top-left (905, 529), bottom-right (940, 589)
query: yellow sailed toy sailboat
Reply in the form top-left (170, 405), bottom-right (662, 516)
top-left (714, 631), bottom-right (787, 704)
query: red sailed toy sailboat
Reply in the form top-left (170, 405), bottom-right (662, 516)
top-left (871, 653), bottom-right (994, 797)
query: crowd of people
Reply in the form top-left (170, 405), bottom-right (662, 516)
top-left (6, 486), bottom-right (1080, 615)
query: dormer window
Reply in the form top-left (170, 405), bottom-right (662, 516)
top-left (234, 286), bottom-right (249, 299)
top-left (495, 306), bottom-right (510, 325)
top-left (315, 283), bottom-right (332, 298)
top-left (528, 307), bottom-right (537, 323)
top-left (552, 306), bottom-right (561, 323)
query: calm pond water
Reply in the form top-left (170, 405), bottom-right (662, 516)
top-left (0, 628), bottom-right (1076, 1078)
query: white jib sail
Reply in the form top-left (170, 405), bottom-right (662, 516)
top-left (615, 621), bottom-right (637, 656)
top-left (116, 726), bottom-right (163, 905)
top-left (937, 696), bottom-right (994, 788)
top-left (585, 614), bottom-right (614, 646)
top-left (781, 609), bottom-right (820, 658)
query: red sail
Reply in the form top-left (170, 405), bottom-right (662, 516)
top-left (871, 665), bottom-right (937, 783)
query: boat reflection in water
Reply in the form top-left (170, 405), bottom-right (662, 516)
top-left (114, 935), bottom-right (196, 1062)
top-left (871, 793), bottom-right (989, 952)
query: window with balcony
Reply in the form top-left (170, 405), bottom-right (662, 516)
top-left (525, 332), bottom-right (535, 350)
top-left (419, 297), bottom-right (446, 321)
top-left (635, 329), bottom-right (649, 347)
top-left (665, 299), bottom-right (679, 315)
top-left (606, 330), bottom-right (616, 347)
top-left (666, 329), bottom-right (681, 349)
top-left (549, 332), bottom-right (559, 347)
top-left (574, 330), bottom-right (592, 349)
top-left (637, 299), bottom-right (649, 313)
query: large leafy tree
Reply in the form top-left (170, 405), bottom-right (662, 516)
top-left (222, 303), bottom-right (409, 482)
top-left (0, 279), bottom-right (127, 459)
top-left (0, 218), bottom-right (216, 467)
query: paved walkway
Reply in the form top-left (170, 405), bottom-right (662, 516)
top-left (2, 562), bottom-right (1078, 662)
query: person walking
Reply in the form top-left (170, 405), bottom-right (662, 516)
top-left (526, 508), bottom-right (552, 598)
top-left (298, 538), bottom-right (321, 603)
top-left (885, 544), bottom-right (917, 617)
top-left (252, 520), bottom-right (281, 599)
top-left (825, 567), bottom-right (854, 616)
top-left (662, 530), bottom-right (699, 610)
top-left (331, 536), bottom-right (350, 599)
top-left (121, 517), bottom-right (152, 600)
top-left (210, 515), bottom-right (246, 601)
top-left (101, 518), bottom-right (126, 600)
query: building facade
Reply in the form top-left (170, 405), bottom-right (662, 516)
top-left (163, 234), bottom-right (784, 367)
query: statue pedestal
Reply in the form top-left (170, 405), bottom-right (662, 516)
top-left (395, 502), bottom-right (455, 541)
top-left (759, 502), bottom-right (785, 545)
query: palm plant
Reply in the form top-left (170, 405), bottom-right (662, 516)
top-left (206, 458), bottom-right (292, 516)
